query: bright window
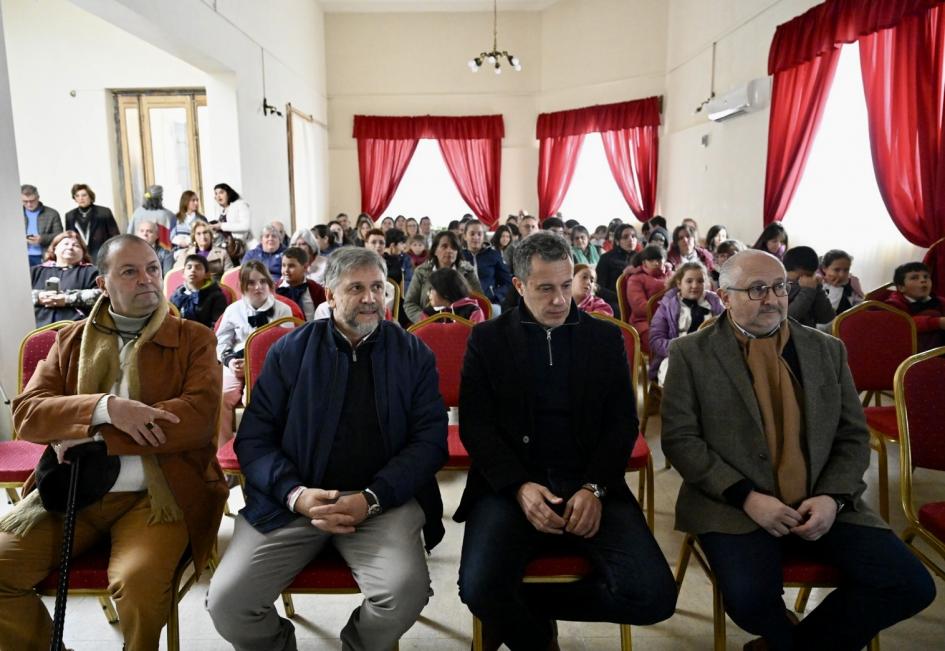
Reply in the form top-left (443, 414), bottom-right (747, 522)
top-left (385, 139), bottom-right (475, 228)
top-left (784, 42), bottom-right (926, 292)
top-left (558, 133), bottom-right (641, 232)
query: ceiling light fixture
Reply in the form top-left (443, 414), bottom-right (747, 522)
top-left (467, 0), bottom-right (521, 75)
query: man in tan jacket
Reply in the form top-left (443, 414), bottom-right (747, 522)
top-left (1, 234), bottom-right (227, 651)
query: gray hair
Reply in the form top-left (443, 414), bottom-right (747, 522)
top-left (290, 228), bottom-right (320, 257)
top-left (259, 222), bottom-right (283, 238)
top-left (97, 234), bottom-right (156, 274)
top-left (718, 249), bottom-right (784, 290)
top-left (323, 246), bottom-right (387, 292)
top-left (20, 184), bottom-right (38, 197)
top-left (512, 231), bottom-right (572, 282)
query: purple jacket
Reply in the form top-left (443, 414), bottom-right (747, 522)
top-left (648, 288), bottom-right (723, 379)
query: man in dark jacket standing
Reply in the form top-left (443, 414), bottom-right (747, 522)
top-left (456, 232), bottom-right (676, 650)
top-left (207, 246), bottom-right (448, 651)
top-left (21, 184), bottom-right (61, 266)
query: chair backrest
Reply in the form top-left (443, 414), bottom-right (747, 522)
top-left (589, 313), bottom-right (640, 396)
top-left (274, 294), bottom-right (306, 321)
top-left (19, 321), bottom-right (71, 392)
top-left (864, 283), bottom-right (895, 302)
top-left (163, 268), bottom-right (185, 297)
top-left (645, 286), bottom-right (668, 323)
top-left (922, 236), bottom-right (945, 303)
top-left (408, 314), bottom-right (474, 407)
top-left (615, 271), bottom-right (631, 322)
top-left (219, 283), bottom-right (237, 305)
top-left (469, 291), bottom-right (493, 320)
top-left (389, 280), bottom-right (401, 322)
top-left (244, 317), bottom-right (304, 405)
top-left (221, 266), bottom-right (242, 299)
top-left (833, 300), bottom-right (916, 392)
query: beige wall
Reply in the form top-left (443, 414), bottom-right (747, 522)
top-left (326, 0), bottom-right (668, 222)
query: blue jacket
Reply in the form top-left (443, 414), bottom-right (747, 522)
top-left (461, 246), bottom-right (512, 304)
top-left (242, 244), bottom-right (286, 278)
top-left (235, 318), bottom-right (449, 549)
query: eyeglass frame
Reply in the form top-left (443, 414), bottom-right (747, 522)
top-left (723, 280), bottom-right (793, 301)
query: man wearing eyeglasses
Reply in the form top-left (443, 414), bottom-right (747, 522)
top-left (661, 249), bottom-right (935, 651)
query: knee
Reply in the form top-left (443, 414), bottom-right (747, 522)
top-left (717, 580), bottom-right (781, 632)
top-left (609, 568), bottom-right (677, 625)
top-left (367, 567), bottom-right (430, 620)
top-left (206, 571), bottom-right (251, 627)
top-left (458, 559), bottom-right (506, 616)
top-left (892, 563), bottom-right (937, 617)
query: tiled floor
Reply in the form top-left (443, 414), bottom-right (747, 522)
top-left (9, 413), bottom-right (945, 650)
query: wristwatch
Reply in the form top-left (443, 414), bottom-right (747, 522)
top-left (832, 495), bottom-right (847, 514)
top-left (362, 489), bottom-right (383, 517)
top-left (581, 483), bottom-right (606, 499)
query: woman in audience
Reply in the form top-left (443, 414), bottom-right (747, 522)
top-left (170, 190), bottom-right (207, 249)
top-left (461, 220), bottom-right (511, 310)
top-left (216, 261), bottom-right (293, 446)
top-left (819, 249), bottom-right (864, 317)
top-left (404, 230), bottom-right (482, 323)
top-left (709, 239), bottom-right (746, 286)
top-left (174, 220), bottom-right (233, 281)
top-left (354, 214), bottom-right (374, 246)
top-left (705, 224), bottom-right (728, 254)
top-left (681, 217), bottom-right (702, 246)
top-left (421, 267), bottom-right (485, 323)
top-left (312, 224), bottom-right (338, 259)
top-left (626, 244), bottom-right (672, 339)
top-left (649, 261), bottom-right (723, 384)
top-left (127, 184), bottom-right (177, 244)
top-left (326, 220), bottom-right (350, 249)
top-left (169, 254), bottom-right (227, 329)
top-left (597, 223), bottom-right (641, 314)
top-left (211, 182), bottom-right (251, 242)
top-left (752, 221), bottom-right (789, 259)
top-left (591, 225), bottom-right (609, 249)
top-left (572, 263), bottom-right (613, 316)
top-left (407, 235), bottom-right (429, 269)
top-left (405, 217), bottom-right (420, 239)
top-left (63, 183), bottom-right (119, 261)
top-left (242, 223), bottom-right (287, 277)
top-left (571, 225), bottom-right (601, 266)
top-left (380, 216), bottom-right (395, 233)
top-left (290, 228), bottom-right (327, 284)
top-left (31, 230), bottom-right (101, 327)
top-left (394, 215), bottom-right (407, 232)
top-left (667, 224), bottom-right (715, 273)
top-left (491, 225), bottom-right (515, 267)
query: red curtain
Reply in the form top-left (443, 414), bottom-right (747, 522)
top-left (536, 97), bottom-right (661, 221)
top-left (859, 4), bottom-right (945, 252)
top-left (353, 115), bottom-right (504, 222)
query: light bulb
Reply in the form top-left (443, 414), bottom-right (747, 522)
top-left (487, 55), bottom-right (496, 65)
top-left (513, 63), bottom-right (522, 71)
top-left (468, 59), bottom-right (477, 70)
top-left (494, 64), bottom-right (502, 75)
top-left (510, 56), bottom-right (519, 66)
top-left (471, 65), bottom-right (479, 73)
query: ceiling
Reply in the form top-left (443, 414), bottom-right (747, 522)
top-left (319, 0), bottom-right (560, 13)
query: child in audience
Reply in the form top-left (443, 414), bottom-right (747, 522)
top-left (783, 246), bottom-right (835, 327)
top-left (886, 262), bottom-right (945, 351)
top-left (709, 239), bottom-right (745, 287)
top-left (649, 261), bottom-right (723, 384)
top-left (752, 221), bottom-right (789, 259)
top-left (626, 244), bottom-right (672, 339)
top-left (276, 247), bottom-right (326, 322)
top-left (170, 254), bottom-right (227, 329)
top-left (422, 267), bottom-right (485, 323)
top-left (572, 264), bottom-right (613, 316)
top-left (407, 234), bottom-right (429, 269)
top-left (819, 249), bottom-right (864, 316)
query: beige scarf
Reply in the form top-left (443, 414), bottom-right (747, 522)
top-left (730, 315), bottom-right (809, 506)
top-left (1, 297), bottom-right (182, 536)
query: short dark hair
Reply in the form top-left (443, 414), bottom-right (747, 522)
top-left (542, 217), bottom-right (565, 230)
top-left (753, 221), bottom-right (789, 251)
top-left (447, 220), bottom-right (461, 230)
top-left (715, 239), bottom-right (745, 258)
top-left (385, 228), bottom-right (407, 247)
top-left (364, 228), bottom-right (386, 243)
top-left (71, 183), bottom-right (95, 202)
top-left (894, 262), bottom-right (929, 287)
top-left (97, 234), bottom-right (151, 274)
top-left (639, 244), bottom-right (666, 263)
top-left (182, 254), bottom-right (209, 273)
top-left (463, 219), bottom-right (484, 233)
top-left (282, 246), bottom-right (309, 266)
top-left (513, 231), bottom-right (572, 282)
top-left (783, 246), bottom-right (819, 273)
top-left (420, 216), bottom-right (431, 223)
top-left (429, 267), bottom-right (471, 303)
top-left (649, 216), bottom-right (667, 229)
top-left (570, 225), bottom-right (590, 243)
top-left (430, 231), bottom-right (463, 269)
top-left (822, 249), bottom-right (852, 269)
top-left (213, 183), bottom-right (240, 204)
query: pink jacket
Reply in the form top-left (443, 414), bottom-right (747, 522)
top-left (577, 294), bottom-right (613, 317)
top-left (626, 268), bottom-right (670, 326)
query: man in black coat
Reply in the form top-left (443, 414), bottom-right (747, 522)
top-left (455, 232), bottom-right (676, 650)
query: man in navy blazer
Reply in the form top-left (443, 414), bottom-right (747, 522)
top-left (208, 247), bottom-right (448, 651)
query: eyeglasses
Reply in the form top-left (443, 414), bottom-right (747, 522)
top-left (725, 281), bottom-right (793, 301)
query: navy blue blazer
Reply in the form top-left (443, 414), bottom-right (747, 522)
top-left (235, 318), bottom-right (449, 549)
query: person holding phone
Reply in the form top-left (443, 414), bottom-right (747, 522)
top-left (30, 230), bottom-right (101, 327)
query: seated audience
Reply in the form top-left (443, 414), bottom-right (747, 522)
top-left (626, 244), bottom-right (672, 338)
top-left (277, 247), bottom-right (326, 322)
top-left (326, 221), bottom-right (350, 250)
top-left (705, 224), bottom-right (728, 254)
top-left (170, 254), bottom-right (228, 329)
top-left (421, 267), bottom-right (485, 323)
top-left (380, 216), bottom-right (394, 232)
top-left (405, 217), bottom-right (420, 239)
top-left (709, 239), bottom-right (746, 286)
top-left (591, 224), bottom-right (609, 249)
top-left (597, 223), bottom-right (642, 314)
top-left (216, 261), bottom-right (293, 446)
top-left (649, 261), bottom-right (723, 384)
top-left (211, 182), bottom-right (251, 242)
top-left (394, 215), bottom-right (407, 232)
top-left (681, 217), bottom-right (702, 246)
top-left (21, 183), bottom-right (61, 268)
top-left (456, 232), bottom-right (676, 650)
top-left (31, 230), bottom-right (101, 327)
top-left (169, 190), bottom-right (206, 249)
top-left (661, 249), bottom-right (936, 651)
top-left (173, 220), bottom-right (233, 281)
top-left (419, 215), bottom-right (434, 247)
top-left (290, 228), bottom-right (327, 285)
top-left (667, 224), bottom-right (715, 273)
top-left (383, 228), bottom-right (414, 288)
top-left (242, 223), bottom-right (287, 278)
top-left (646, 225), bottom-right (671, 250)
top-left (407, 235), bottom-right (429, 269)
top-left (819, 249), bottom-right (864, 317)
top-left (135, 220), bottom-right (175, 275)
top-left (783, 246), bottom-right (834, 327)
top-left (886, 261), bottom-right (945, 351)
top-left (752, 221), bottom-right (789, 260)
top-left (404, 231), bottom-right (482, 324)
top-left (354, 214), bottom-right (374, 247)
top-left (127, 185), bottom-right (176, 245)
top-left (491, 225), bottom-right (515, 267)
top-left (541, 216), bottom-right (566, 238)
top-left (571, 225), bottom-right (601, 266)
top-left (572, 263), bottom-right (613, 316)
top-left (64, 183), bottom-right (120, 261)
top-left (462, 219), bottom-right (512, 310)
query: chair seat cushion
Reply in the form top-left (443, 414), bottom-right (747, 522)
top-left (287, 548), bottom-right (359, 590)
top-left (446, 424), bottom-right (470, 469)
top-left (217, 439), bottom-right (241, 472)
top-left (524, 553), bottom-right (592, 579)
top-left (627, 435), bottom-right (650, 471)
top-left (0, 440), bottom-right (44, 482)
top-left (36, 545), bottom-right (111, 592)
top-left (918, 502), bottom-right (945, 543)
top-left (864, 406), bottom-right (899, 439)
top-left (781, 554), bottom-right (842, 585)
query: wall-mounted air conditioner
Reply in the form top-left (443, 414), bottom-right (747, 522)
top-left (706, 77), bottom-right (772, 122)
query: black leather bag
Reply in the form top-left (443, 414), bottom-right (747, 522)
top-left (34, 441), bottom-right (119, 513)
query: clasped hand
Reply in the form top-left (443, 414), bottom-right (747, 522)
top-left (743, 491), bottom-right (837, 541)
top-left (515, 482), bottom-right (602, 538)
top-left (296, 489), bottom-right (369, 534)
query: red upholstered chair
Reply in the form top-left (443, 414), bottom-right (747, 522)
top-left (35, 545), bottom-right (196, 649)
top-left (274, 293), bottom-right (305, 321)
top-left (407, 313), bottom-right (475, 469)
top-left (615, 271), bottom-right (631, 323)
top-left (163, 267), bottom-right (185, 297)
top-left (865, 282), bottom-right (896, 302)
top-left (895, 346), bottom-right (945, 580)
top-left (674, 534), bottom-right (880, 651)
top-left (833, 301), bottom-right (917, 520)
top-left (221, 266), bottom-right (242, 299)
top-left (469, 291), bottom-right (493, 320)
top-left (0, 322), bottom-right (71, 503)
top-left (219, 283), bottom-right (237, 305)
